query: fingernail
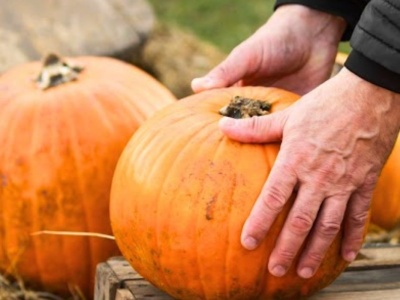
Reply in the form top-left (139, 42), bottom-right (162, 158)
top-left (191, 77), bottom-right (212, 90)
top-left (271, 265), bottom-right (286, 277)
top-left (344, 251), bottom-right (357, 262)
top-left (219, 117), bottom-right (236, 128)
top-left (191, 77), bottom-right (204, 86)
top-left (242, 236), bottom-right (258, 250)
top-left (299, 267), bottom-right (314, 279)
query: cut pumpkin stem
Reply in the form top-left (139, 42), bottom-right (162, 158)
top-left (36, 53), bottom-right (84, 90)
top-left (219, 95), bottom-right (272, 119)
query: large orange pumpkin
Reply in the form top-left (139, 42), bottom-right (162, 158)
top-left (110, 87), bottom-right (351, 300)
top-left (0, 54), bottom-right (176, 297)
top-left (370, 135), bottom-right (400, 230)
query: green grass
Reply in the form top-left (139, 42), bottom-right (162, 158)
top-left (148, 0), bottom-right (351, 53)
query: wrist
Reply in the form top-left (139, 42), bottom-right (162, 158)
top-left (337, 68), bottom-right (400, 132)
top-left (345, 50), bottom-right (400, 95)
top-left (274, 4), bottom-right (346, 46)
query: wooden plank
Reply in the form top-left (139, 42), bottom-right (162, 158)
top-left (95, 245), bottom-right (400, 300)
top-left (117, 266), bottom-right (400, 300)
top-left (311, 289), bottom-right (400, 300)
top-left (94, 261), bottom-right (123, 300)
top-left (320, 268), bottom-right (400, 292)
top-left (115, 289), bottom-right (135, 300)
top-left (123, 278), bottom-right (173, 300)
top-left (347, 244), bottom-right (400, 271)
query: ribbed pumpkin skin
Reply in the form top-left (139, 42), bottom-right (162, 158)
top-left (110, 87), bottom-right (349, 300)
top-left (371, 135), bottom-right (400, 230)
top-left (0, 57), bottom-right (176, 297)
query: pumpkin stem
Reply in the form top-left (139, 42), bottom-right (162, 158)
top-left (219, 95), bottom-right (272, 119)
top-left (36, 53), bottom-right (84, 90)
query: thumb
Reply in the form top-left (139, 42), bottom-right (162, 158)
top-left (191, 47), bottom-right (256, 93)
top-left (218, 110), bottom-right (288, 143)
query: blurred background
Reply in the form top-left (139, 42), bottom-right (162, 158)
top-left (0, 0), bottom-right (351, 99)
top-left (148, 0), bottom-right (352, 53)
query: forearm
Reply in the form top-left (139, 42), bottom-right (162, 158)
top-left (274, 0), bottom-right (369, 40)
top-left (271, 5), bottom-right (346, 47)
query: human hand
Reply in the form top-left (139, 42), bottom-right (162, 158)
top-left (191, 5), bottom-right (346, 95)
top-left (219, 68), bottom-right (400, 278)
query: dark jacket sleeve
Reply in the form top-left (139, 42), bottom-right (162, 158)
top-left (345, 0), bottom-right (400, 93)
top-left (274, 0), bottom-right (400, 94)
top-left (274, 0), bottom-right (369, 40)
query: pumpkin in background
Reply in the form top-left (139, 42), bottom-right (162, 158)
top-left (110, 86), bottom-right (353, 300)
top-left (335, 52), bottom-right (348, 66)
top-left (370, 135), bottom-right (400, 230)
top-left (331, 52), bottom-right (348, 77)
top-left (0, 54), bottom-right (176, 298)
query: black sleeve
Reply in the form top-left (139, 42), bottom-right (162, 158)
top-left (274, 0), bottom-right (369, 41)
top-left (345, 0), bottom-right (400, 94)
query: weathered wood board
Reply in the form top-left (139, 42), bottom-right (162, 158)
top-left (0, 0), bottom-right (154, 72)
top-left (94, 244), bottom-right (400, 300)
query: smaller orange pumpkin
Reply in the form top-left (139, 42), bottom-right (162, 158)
top-left (0, 54), bottom-right (176, 298)
top-left (370, 135), bottom-right (400, 230)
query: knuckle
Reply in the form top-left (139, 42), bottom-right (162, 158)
top-left (249, 116), bottom-right (264, 132)
top-left (317, 220), bottom-right (341, 238)
top-left (262, 188), bottom-right (286, 213)
top-left (289, 213), bottom-right (314, 235)
top-left (248, 216), bottom-right (270, 237)
top-left (276, 247), bottom-right (296, 262)
top-left (305, 250), bottom-right (325, 265)
top-left (363, 174), bottom-right (379, 189)
top-left (348, 211), bottom-right (369, 228)
top-left (214, 64), bottom-right (230, 80)
top-left (245, 117), bottom-right (264, 141)
top-left (348, 236), bottom-right (364, 247)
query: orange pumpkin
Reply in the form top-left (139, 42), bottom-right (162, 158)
top-left (110, 87), bottom-right (351, 300)
top-left (0, 54), bottom-right (176, 297)
top-left (370, 135), bottom-right (400, 230)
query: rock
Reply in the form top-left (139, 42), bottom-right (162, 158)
top-left (138, 23), bottom-right (227, 98)
top-left (0, 0), bottom-right (154, 72)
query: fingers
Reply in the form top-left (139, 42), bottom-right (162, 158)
top-left (191, 44), bottom-right (259, 93)
top-left (218, 110), bottom-right (288, 143)
top-left (341, 189), bottom-right (372, 262)
top-left (270, 189), bottom-right (371, 279)
top-left (296, 195), bottom-right (348, 278)
top-left (241, 157), bottom-right (297, 250)
top-left (267, 186), bottom-right (325, 277)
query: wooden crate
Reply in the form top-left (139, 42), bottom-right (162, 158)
top-left (94, 244), bottom-right (400, 300)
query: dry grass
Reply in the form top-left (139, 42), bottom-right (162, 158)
top-left (0, 230), bottom-right (114, 300)
top-left (0, 274), bottom-right (63, 300)
top-left (0, 272), bottom-right (87, 300)
top-left (366, 223), bottom-right (400, 245)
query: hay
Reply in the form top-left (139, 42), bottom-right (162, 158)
top-left (0, 271), bottom-right (86, 300)
top-left (0, 230), bottom-right (114, 300)
top-left (0, 274), bottom-right (63, 300)
top-left (365, 223), bottom-right (400, 245)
